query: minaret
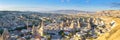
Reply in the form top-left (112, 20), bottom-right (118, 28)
top-left (1, 28), bottom-right (10, 40)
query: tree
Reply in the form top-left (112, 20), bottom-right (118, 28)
top-left (59, 30), bottom-right (65, 37)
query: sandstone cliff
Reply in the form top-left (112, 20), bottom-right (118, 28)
top-left (96, 11), bottom-right (120, 40)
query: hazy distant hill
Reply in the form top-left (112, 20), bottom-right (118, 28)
top-left (96, 10), bottom-right (120, 17)
top-left (45, 10), bottom-right (94, 14)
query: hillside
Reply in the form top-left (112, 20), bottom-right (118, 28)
top-left (96, 10), bottom-right (120, 17)
top-left (96, 13), bottom-right (120, 40)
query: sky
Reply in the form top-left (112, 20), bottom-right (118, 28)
top-left (0, 0), bottom-right (120, 11)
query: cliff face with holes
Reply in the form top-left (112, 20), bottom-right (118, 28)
top-left (96, 10), bottom-right (120, 40)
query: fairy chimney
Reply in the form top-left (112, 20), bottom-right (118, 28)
top-left (38, 21), bottom-right (44, 36)
top-left (69, 20), bottom-right (74, 29)
top-left (1, 28), bottom-right (10, 40)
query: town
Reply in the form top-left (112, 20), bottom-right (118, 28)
top-left (0, 10), bottom-right (119, 40)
